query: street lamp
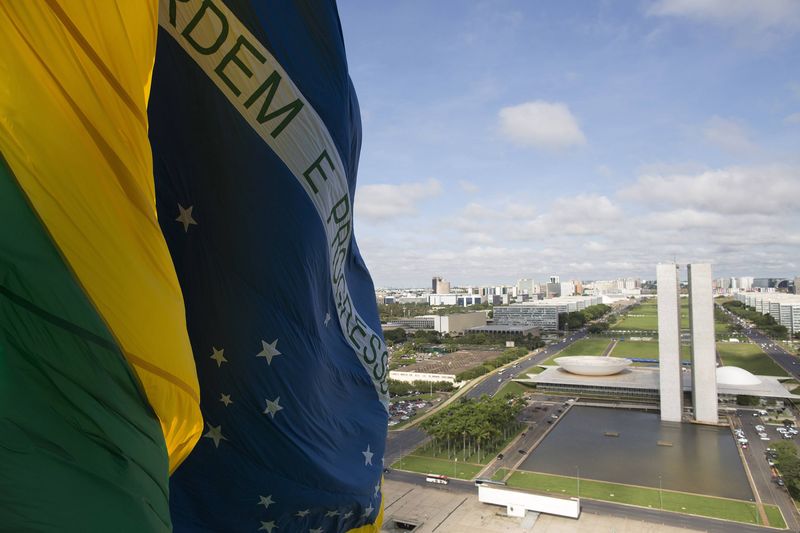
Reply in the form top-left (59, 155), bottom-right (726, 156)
top-left (576, 465), bottom-right (580, 498)
top-left (659, 474), bottom-right (663, 511)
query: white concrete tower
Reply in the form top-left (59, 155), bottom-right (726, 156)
top-left (688, 263), bottom-right (718, 424)
top-left (657, 263), bottom-right (682, 422)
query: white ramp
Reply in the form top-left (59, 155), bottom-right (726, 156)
top-left (478, 484), bottom-right (580, 519)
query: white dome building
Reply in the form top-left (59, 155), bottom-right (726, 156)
top-left (555, 356), bottom-right (632, 376)
top-left (716, 366), bottom-right (761, 387)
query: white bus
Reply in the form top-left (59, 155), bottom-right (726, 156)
top-left (425, 474), bottom-right (449, 485)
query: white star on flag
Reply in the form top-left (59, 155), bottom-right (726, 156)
top-left (324, 312), bottom-right (331, 326)
top-left (202, 423), bottom-right (227, 448)
top-left (263, 397), bottom-right (283, 418)
top-left (219, 393), bottom-right (233, 407)
top-left (210, 347), bottom-right (227, 367)
top-left (324, 510), bottom-right (339, 518)
top-left (342, 511), bottom-right (353, 519)
top-left (363, 504), bottom-right (374, 517)
top-left (374, 482), bottom-right (380, 497)
top-left (295, 509), bottom-right (310, 518)
top-left (257, 339), bottom-right (281, 364)
top-left (258, 521), bottom-right (276, 532)
top-left (175, 203), bottom-right (197, 232)
top-left (258, 494), bottom-right (275, 509)
top-left (362, 444), bottom-right (373, 466)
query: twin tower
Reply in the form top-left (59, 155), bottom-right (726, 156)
top-left (657, 263), bottom-right (718, 424)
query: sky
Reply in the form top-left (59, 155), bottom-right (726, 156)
top-left (337, 0), bottom-right (800, 288)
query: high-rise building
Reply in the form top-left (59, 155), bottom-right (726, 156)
top-left (688, 263), bottom-right (718, 424)
top-left (657, 263), bottom-right (682, 422)
top-left (549, 275), bottom-right (560, 284)
top-left (431, 276), bottom-right (450, 295)
top-left (516, 278), bottom-right (535, 295)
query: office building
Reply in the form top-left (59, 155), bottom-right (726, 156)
top-left (657, 263), bottom-right (682, 422)
top-left (689, 263), bottom-right (718, 424)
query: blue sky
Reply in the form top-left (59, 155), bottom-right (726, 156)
top-left (338, 0), bottom-right (800, 287)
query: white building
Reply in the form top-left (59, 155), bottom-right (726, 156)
top-left (735, 292), bottom-right (800, 334)
top-left (689, 263), bottom-right (718, 424)
top-left (493, 295), bottom-right (602, 331)
top-left (657, 263), bottom-right (682, 423)
top-left (387, 312), bottom-right (487, 334)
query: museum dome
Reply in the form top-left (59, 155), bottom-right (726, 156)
top-left (716, 366), bottom-right (761, 386)
top-left (555, 356), bottom-right (632, 376)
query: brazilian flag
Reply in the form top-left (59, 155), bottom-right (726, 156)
top-left (0, 1), bottom-right (386, 532)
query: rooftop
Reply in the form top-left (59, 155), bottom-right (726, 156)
top-left (518, 365), bottom-right (800, 400)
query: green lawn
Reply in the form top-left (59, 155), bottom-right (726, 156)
top-left (718, 342), bottom-right (788, 376)
top-left (558, 337), bottom-right (613, 356)
top-left (492, 467), bottom-right (509, 481)
top-left (610, 340), bottom-right (692, 361)
top-left (611, 298), bottom-right (736, 334)
top-left (496, 380), bottom-right (533, 397)
top-left (505, 471), bottom-right (785, 527)
top-left (392, 455), bottom-right (483, 479)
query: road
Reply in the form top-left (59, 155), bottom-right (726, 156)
top-left (383, 469), bottom-right (783, 532)
top-left (718, 305), bottom-right (800, 379)
top-left (464, 328), bottom-right (589, 400)
top-left (386, 328), bottom-right (590, 463)
top-left (735, 409), bottom-right (800, 530)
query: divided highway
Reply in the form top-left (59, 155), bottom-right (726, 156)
top-left (385, 329), bottom-right (588, 466)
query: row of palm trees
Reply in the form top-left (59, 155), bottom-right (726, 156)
top-left (421, 394), bottom-right (525, 463)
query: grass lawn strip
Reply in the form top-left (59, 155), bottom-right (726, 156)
top-left (558, 338), bottom-right (612, 357)
top-left (496, 380), bottom-right (534, 397)
top-left (391, 455), bottom-right (483, 480)
top-left (505, 471), bottom-right (785, 527)
top-left (718, 342), bottom-right (788, 376)
top-left (765, 506), bottom-right (787, 529)
top-left (491, 468), bottom-right (509, 482)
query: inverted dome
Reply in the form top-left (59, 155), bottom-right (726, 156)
top-left (555, 356), bottom-right (632, 376)
top-left (716, 366), bottom-right (761, 386)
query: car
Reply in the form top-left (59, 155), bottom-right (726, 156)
top-left (550, 414), bottom-right (559, 419)
top-left (761, 436), bottom-right (771, 441)
top-left (518, 449), bottom-right (526, 455)
top-left (497, 379), bottom-right (502, 382)
top-left (776, 478), bottom-right (785, 487)
top-left (383, 468), bottom-right (392, 474)
top-left (497, 453), bottom-right (504, 460)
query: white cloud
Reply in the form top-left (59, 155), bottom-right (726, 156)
top-left (458, 180), bottom-right (480, 193)
top-left (703, 116), bottom-right (756, 153)
top-left (355, 178), bottom-right (442, 221)
top-left (596, 164), bottom-right (613, 177)
top-left (498, 101), bottom-right (586, 149)
top-left (649, 0), bottom-right (800, 34)
top-left (784, 112), bottom-right (800, 124)
top-left (355, 167), bottom-right (800, 286)
top-left (620, 165), bottom-right (800, 215)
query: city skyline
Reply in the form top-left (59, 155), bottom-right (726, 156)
top-left (339, 2), bottom-right (800, 287)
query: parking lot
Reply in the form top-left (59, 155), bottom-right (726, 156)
top-left (388, 397), bottom-right (436, 427)
top-left (734, 409), bottom-right (800, 530)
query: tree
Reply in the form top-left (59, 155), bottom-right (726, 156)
top-left (736, 395), bottom-right (760, 406)
top-left (383, 327), bottom-right (407, 344)
top-left (588, 322), bottom-right (610, 334)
